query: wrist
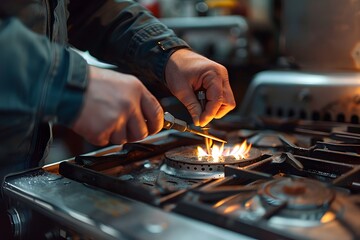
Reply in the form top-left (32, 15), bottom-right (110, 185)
top-left (156, 38), bottom-right (190, 85)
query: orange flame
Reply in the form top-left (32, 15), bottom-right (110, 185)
top-left (197, 140), bottom-right (252, 162)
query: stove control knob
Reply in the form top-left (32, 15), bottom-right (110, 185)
top-left (7, 207), bottom-right (30, 239)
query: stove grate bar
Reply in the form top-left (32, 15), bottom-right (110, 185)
top-left (224, 165), bottom-right (274, 180)
top-left (173, 197), bottom-right (309, 240)
top-left (59, 161), bottom-right (161, 205)
top-left (332, 166), bottom-right (360, 190)
top-left (194, 185), bottom-right (258, 202)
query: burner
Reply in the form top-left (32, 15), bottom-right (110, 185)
top-left (262, 178), bottom-right (338, 225)
top-left (216, 178), bottom-right (340, 227)
top-left (258, 178), bottom-right (339, 226)
top-left (160, 145), bottom-right (262, 179)
top-left (259, 178), bottom-right (335, 209)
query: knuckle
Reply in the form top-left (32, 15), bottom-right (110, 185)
top-left (185, 102), bottom-right (199, 112)
top-left (147, 105), bottom-right (164, 135)
top-left (114, 97), bottom-right (132, 114)
top-left (130, 78), bottom-right (144, 91)
top-left (154, 104), bottom-right (164, 118)
top-left (217, 94), bottom-right (224, 102)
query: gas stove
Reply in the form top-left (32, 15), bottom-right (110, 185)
top-left (3, 71), bottom-right (360, 240)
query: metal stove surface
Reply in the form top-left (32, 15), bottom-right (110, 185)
top-left (3, 124), bottom-right (360, 240)
top-left (3, 165), bottom-right (247, 240)
top-left (3, 71), bottom-right (360, 240)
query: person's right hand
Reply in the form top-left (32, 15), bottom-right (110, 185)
top-left (71, 66), bottom-right (164, 146)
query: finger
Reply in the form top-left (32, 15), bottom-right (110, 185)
top-left (200, 100), bottom-right (222, 126)
top-left (215, 104), bottom-right (234, 119)
top-left (215, 82), bottom-right (236, 118)
top-left (177, 90), bottom-right (202, 126)
top-left (88, 135), bottom-right (110, 146)
top-left (141, 90), bottom-right (164, 135)
top-left (77, 120), bottom-right (112, 146)
top-left (126, 110), bottom-right (149, 142)
top-left (109, 117), bottom-right (127, 145)
top-left (199, 78), bottom-right (223, 126)
top-left (110, 131), bottom-right (127, 145)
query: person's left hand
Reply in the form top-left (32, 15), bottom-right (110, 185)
top-left (165, 48), bottom-right (236, 127)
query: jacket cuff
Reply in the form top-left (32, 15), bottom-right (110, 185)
top-left (59, 49), bottom-right (88, 126)
top-left (155, 37), bottom-right (191, 84)
top-left (125, 22), bottom-right (190, 85)
top-left (43, 47), bottom-right (88, 126)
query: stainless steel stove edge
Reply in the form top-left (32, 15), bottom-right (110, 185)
top-left (3, 169), bottom-right (251, 240)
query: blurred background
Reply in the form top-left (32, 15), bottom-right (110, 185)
top-left (48, 0), bottom-right (360, 163)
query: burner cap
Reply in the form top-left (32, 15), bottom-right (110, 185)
top-left (164, 145), bottom-right (261, 164)
top-left (259, 178), bottom-right (335, 209)
top-left (160, 145), bottom-right (262, 179)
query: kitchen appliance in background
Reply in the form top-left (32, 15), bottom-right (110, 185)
top-left (282, 0), bottom-right (360, 71)
top-left (240, 71), bottom-right (360, 123)
top-left (160, 15), bottom-right (249, 66)
top-left (158, 0), bottom-right (276, 67)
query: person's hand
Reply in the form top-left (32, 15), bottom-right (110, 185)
top-left (165, 49), bottom-right (236, 127)
top-left (72, 66), bottom-right (164, 146)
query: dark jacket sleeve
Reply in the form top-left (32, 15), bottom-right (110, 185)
top-left (67, 0), bottom-right (189, 89)
top-left (0, 17), bottom-right (88, 127)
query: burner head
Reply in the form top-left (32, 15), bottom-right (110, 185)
top-left (160, 145), bottom-right (262, 179)
top-left (259, 178), bottom-right (335, 209)
top-left (216, 178), bottom-right (340, 227)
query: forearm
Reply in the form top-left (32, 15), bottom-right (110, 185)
top-left (0, 17), bottom-right (88, 126)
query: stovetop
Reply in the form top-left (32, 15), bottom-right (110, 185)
top-left (4, 123), bottom-right (360, 240)
top-left (3, 71), bottom-right (360, 240)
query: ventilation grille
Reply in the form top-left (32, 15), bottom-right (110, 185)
top-left (264, 106), bottom-right (359, 124)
